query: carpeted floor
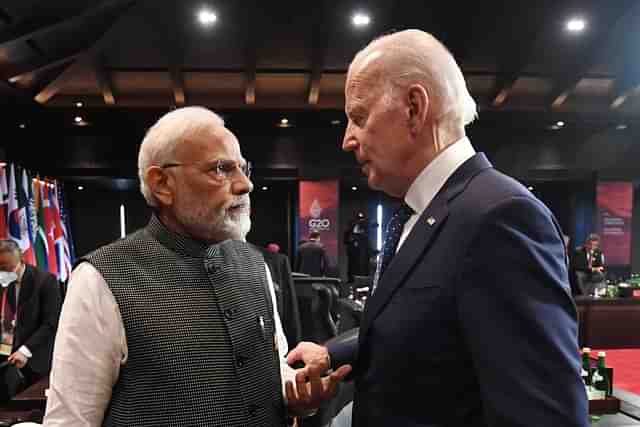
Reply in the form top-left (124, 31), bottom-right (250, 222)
top-left (593, 349), bottom-right (640, 396)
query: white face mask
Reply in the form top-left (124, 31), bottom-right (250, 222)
top-left (0, 271), bottom-right (18, 288)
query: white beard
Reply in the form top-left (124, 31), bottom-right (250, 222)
top-left (175, 194), bottom-right (251, 242)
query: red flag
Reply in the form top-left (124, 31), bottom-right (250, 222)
top-left (42, 184), bottom-right (59, 278)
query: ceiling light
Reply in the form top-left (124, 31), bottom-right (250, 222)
top-left (351, 186), bottom-right (358, 191)
top-left (280, 118), bottom-right (288, 125)
top-left (75, 116), bottom-right (83, 123)
top-left (566, 18), bottom-right (586, 33)
top-left (556, 121), bottom-right (565, 127)
top-left (528, 186), bottom-right (534, 191)
top-left (77, 186), bottom-right (84, 191)
top-left (198, 8), bottom-right (217, 26)
top-left (261, 186), bottom-right (268, 191)
top-left (76, 101), bottom-right (83, 108)
top-left (352, 12), bottom-right (371, 27)
top-left (616, 124), bottom-right (627, 130)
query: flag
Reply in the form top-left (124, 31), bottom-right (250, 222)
top-left (26, 173), bottom-right (39, 263)
top-left (50, 184), bottom-right (71, 282)
top-left (7, 164), bottom-right (30, 255)
top-left (19, 168), bottom-right (36, 265)
top-left (42, 182), bottom-right (59, 278)
top-left (34, 180), bottom-right (49, 272)
top-left (56, 183), bottom-right (76, 264)
top-left (0, 165), bottom-right (8, 239)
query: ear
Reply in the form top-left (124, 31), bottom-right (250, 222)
top-left (146, 166), bottom-right (175, 206)
top-left (406, 84), bottom-right (429, 136)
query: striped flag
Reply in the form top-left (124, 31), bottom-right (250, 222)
top-left (0, 165), bottom-right (8, 240)
top-left (50, 185), bottom-right (71, 281)
top-left (34, 180), bottom-right (49, 272)
top-left (56, 183), bottom-right (76, 264)
top-left (7, 164), bottom-right (31, 257)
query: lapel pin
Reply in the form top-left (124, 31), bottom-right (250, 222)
top-left (426, 217), bottom-right (436, 226)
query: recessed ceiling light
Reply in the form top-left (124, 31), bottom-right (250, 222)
top-left (75, 116), bottom-right (83, 123)
top-left (616, 124), bottom-right (628, 130)
top-left (77, 185), bottom-right (84, 191)
top-left (556, 121), bottom-right (565, 127)
top-left (198, 8), bottom-right (217, 26)
top-left (352, 12), bottom-right (371, 27)
top-left (566, 18), bottom-right (586, 33)
top-left (331, 119), bottom-right (341, 125)
top-left (261, 186), bottom-right (268, 191)
top-left (351, 186), bottom-right (358, 191)
top-left (76, 101), bottom-right (83, 108)
top-left (19, 123), bottom-right (25, 129)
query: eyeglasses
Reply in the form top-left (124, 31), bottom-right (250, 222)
top-left (161, 159), bottom-right (252, 181)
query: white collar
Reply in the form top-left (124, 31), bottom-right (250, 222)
top-left (405, 137), bottom-right (476, 216)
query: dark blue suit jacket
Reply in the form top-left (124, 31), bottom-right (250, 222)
top-left (334, 153), bottom-right (588, 427)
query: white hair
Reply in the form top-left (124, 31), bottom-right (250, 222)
top-left (137, 106), bottom-right (225, 207)
top-left (351, 29), bottom-right (477, 128)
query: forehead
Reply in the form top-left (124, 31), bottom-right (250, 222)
top-left (346, 51), bottom-right (386, 105)
top-left (175, 126), bottom-right (243, 162)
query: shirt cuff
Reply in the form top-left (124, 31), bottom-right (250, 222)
top-left (18, 345), bottom-right (32, 359)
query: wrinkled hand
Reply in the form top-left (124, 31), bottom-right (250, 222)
top-left (286, 342), bottom-right (352, 414)
top-left (8, 351), bottom-right (27, 369)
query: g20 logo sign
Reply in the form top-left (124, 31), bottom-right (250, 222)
top-left (309, 219), bottom-right (331, 231)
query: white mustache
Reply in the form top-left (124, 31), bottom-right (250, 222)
top-left (228, 195), bottom-right (251, 211)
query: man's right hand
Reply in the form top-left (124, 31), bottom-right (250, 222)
top-left (285, 342), bottom-right (352, 414)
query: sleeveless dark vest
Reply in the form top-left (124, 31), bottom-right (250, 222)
top-left (82, 215), bottom-right (285, 427)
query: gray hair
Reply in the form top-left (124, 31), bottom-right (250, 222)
top-left (351, 29), bottom-right (477, 128)
top-left (138, 106), bottom-right (225, 207)
top-left (0, 240), bottom-right (21, 259)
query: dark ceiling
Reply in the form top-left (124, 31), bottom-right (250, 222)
top-left (2, 0), bottom-right (640, 113)
top-left (2, 1), bottom-right (640, 190)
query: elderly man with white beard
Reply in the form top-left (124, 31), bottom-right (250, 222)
top-left (44, 107), bottom-right (350, 427)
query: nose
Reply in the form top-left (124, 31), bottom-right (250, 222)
top-left (232, 172), bottom-right (253, 195)
top-left (342, 121), bottom-right (357, 152)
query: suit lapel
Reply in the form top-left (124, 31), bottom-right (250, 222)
top-left (359, 153), bottom-right (493, 344)
top-left (361, 195), bottom-right (449, 340)
top-left (17, 265), bottom-right (34, 322)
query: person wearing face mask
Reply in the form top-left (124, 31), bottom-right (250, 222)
top-left (43, 107), bottom-right (350, 427)
top-left (0, 239), bottom-right (61, 400)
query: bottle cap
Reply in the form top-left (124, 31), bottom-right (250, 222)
top-left (598, 351), bottom-right (606, 357)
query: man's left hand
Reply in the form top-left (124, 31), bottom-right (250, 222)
top-left (8, 351), bottom-right (27, 369)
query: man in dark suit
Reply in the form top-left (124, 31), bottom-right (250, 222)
top-left (571, 233), bottom-right (605, 296)
top-left (0, 240), bottom-right (62, 395)
top-left (295, 231), bottom-right (330, 277)
top-left (288, 30), bottom-right (588, 426)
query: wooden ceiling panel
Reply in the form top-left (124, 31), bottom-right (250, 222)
top-left (319, 74), bottom-right (346, 95)
top-left (184, 72), bottom-right (244, 94)
top-left (256, 73), bottom-right (308, 96)
top-left (53, 68), bottom-right (98, 95)
top-left (573, 78), bottom-right (614, 97)
top-left (111, 71), bottom-right (171, 94)
top-left (511, 77), bottom-right (553, 97)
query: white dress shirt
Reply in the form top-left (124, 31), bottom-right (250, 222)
top-left (44, 261), bottom-right (296, 426)
top-left (397, 137), bottom-right (476, 251)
